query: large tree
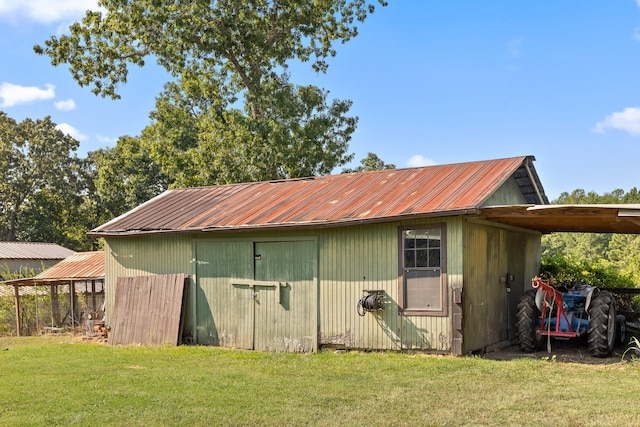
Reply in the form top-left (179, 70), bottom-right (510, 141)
top-left (140, 72), bottom-right (357, 186)
top-left (36, 1), bottom-right (387, 184)
top-left (342, 152), bottom-right (395, 173)
top-left (0, 112), bottom-right (82, 245)
top-left (91, 136), bottom-right (168, 217)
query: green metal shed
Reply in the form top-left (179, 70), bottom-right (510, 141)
top-left (91, 156), bottom-right (550, 354)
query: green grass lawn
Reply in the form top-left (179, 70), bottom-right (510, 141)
top-left (1, 336), bottom-right (639, 426)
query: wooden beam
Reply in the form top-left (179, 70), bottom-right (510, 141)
top-left (14, 285), bottom-right (20, 337)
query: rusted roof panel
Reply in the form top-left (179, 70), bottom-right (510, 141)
top-left (92, 156), bottom-right (542, 235)
top-left (35, 251), bottom-right (104, 280)
top-left (0, 242), bottom-right (74, 260)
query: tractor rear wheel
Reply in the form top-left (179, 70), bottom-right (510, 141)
top-left (516, 289), bottom-right (541, 352)
top-left (588, 290), bottom-right (616, 358)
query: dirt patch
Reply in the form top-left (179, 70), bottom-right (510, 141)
top-left (483, 340), bottom-right (635, 364)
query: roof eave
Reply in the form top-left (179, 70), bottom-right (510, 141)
top-left (91, 208), bottom-right (480, 236)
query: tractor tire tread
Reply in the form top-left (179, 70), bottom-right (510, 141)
top-left (516, 289), bottom-right (539, 352)
top-left (588, 290), bottom-right (615, 358)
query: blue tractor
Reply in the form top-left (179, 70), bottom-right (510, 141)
top-left (516, 277), bottom-right (625, 357)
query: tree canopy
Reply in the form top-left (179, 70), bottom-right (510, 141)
top-left (36, 1), bottom-right (387, 184)
top-left (542, 187), bottom-right (640, 287)
top-left (0, 112), bottom-right (91, 248)
top-left (35, 0), bottom-right (387, 103)
top-left (342, 152), bottom-right (395, 173)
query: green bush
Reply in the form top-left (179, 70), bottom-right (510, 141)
top-left (541, 254), bottom-right (639, 311)
top-left (541, 254), bottom-right (634, 289)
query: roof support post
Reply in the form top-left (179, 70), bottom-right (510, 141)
top-left (91, 280), bottom-right (96, 310)
top-left (51, 285), bottom-right (60, 327)
top-left (70, 281), bottom-right (75, 336)
top-left (13, 284), bottom-right (20, 337)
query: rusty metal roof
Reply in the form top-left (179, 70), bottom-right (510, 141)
top-left (0, 242), bottom-right (74, 260)
top-left (91, 156), bottom-right (546, 236)
top-left (35, 251), bottom-right (104, 281)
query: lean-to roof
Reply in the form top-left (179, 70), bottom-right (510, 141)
top-left (480, 204), bottom-right (640, 234)
top-left (35, 251), bottom-right (104, 281)
top-left (91, 156), bottom-right (546, 236)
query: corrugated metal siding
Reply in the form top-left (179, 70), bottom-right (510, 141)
top-left (103, 236), bottom-right (193, 329)
top-left (194, 239), bottom-right (318, 352)
top-left (103, 219), bottom-right (463, 352)
top-left (193, 240), bottom-right (254, 347)
top-left (92, 157), bottom-right (541, 235)
top-left (480, 176), bottom-right (527, 207)
top-left (319, 217), bottom-right (462, 352)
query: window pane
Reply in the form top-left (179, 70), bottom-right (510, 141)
top-left (404, 250), bottom-right (415, 268)
top-left (428, 248), bottom-right (440, 267)
top-left (404, 269), bottom-right (441, 311)
top-left (416, 249), bottom-right (429, 267)
top-left (428, 230), bottom-right (441, 248)
top-left (404, 237), bottom-right (415, 249)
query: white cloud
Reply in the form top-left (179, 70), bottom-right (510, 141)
top-left (593, 107), bottom-right (640, 135)
top-left (407, 155), bottom-right (437, 168)
top-left (96, 134), bottom-right (117, 145)
top-left (0, 0), bottom-right (100, 24)
top-left (54, 99), bottom-right (77, 111)
top-left (0, 82), bottom-right (55, 107)
top-left (56, 123), bottom-right (88, 141)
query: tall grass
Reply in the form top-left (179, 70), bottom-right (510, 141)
top-left (0, 336), bottom-right (639, 426)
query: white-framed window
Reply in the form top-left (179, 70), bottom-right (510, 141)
top-left (398, 224), bottom-right (447, 316)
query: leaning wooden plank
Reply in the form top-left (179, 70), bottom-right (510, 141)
top-left (132, 276), bottom-right (153, 345)
top-left (149, 274), bottom-right (187, 345)
top-left (110, 274), bottom-right (187, 346)
top-left (110, 277), bottom-right (134, 345)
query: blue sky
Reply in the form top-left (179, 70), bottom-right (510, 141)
top-left (1, 1), bottom-right (640, 200)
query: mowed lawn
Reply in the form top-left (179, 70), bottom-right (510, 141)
top-left (1, 336), bottom-right (639, 426)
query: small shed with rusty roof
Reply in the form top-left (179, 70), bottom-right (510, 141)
top-left (0, 251), bottom-right (105, 336)
top-left (0, 241), bottom-right (74, 276)
top-left (90, 155), bottom-right (570, 354)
